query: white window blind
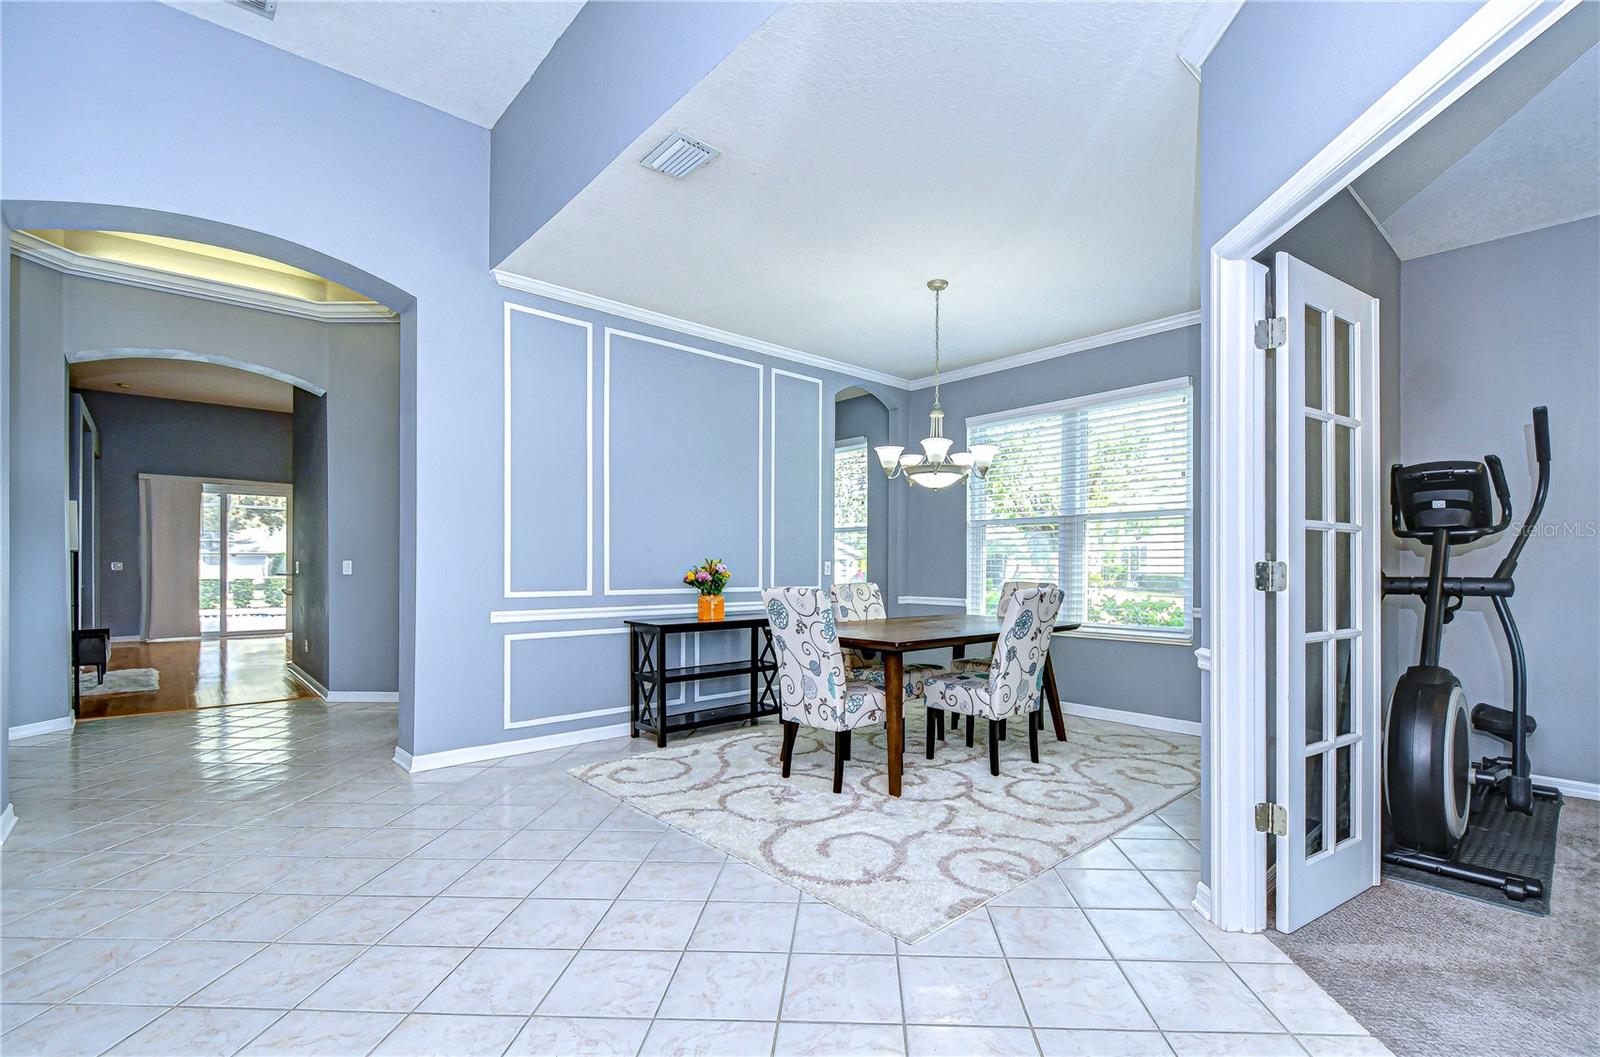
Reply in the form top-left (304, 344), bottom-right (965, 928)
top-left (966, 379), bottom-right (1192, 639)
top-left (834, 439), bottom-right (868, 583)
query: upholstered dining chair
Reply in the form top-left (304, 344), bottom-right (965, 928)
top-left (764, 587), bottom-right (889, 794)
top-left (955, 580), bottom-right (1054, 672)
top-left (829, 581), bottom-right (941, 706)
top-left (924, 583), bottom-right (1063, 774)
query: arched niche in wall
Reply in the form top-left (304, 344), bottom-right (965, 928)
top-left (832, 384), bottom-right (898, 605)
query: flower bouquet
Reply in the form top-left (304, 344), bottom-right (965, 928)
top-left (683, 558), bottom-right (731, 621)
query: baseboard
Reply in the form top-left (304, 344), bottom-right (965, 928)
top-left (110, 635), bottom-right (144, 643)
top-left (286, 662), bottom-right (329, 700)
top-left (1535, 774), bottom-right (1600, 801)
top-left (325, 690), bottom-right (400, 704)
top-left (1063, 700), bottom-right (1202, 738)
top-left (1191, 881), bottom-right (1213, 921)
top-left (9, 715), bottom-right (75, 741)
top-left (396, 722), bottom-right (632, 774)
top-left (0, 805), bottom-right (16, 845)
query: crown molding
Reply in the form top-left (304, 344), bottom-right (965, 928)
top-left (492, 270), bottom-right (913, 390)
top-left (10, 231), bottom-right (396, 324)
top-left (1177, 0), bottom-right (1245, 82)
top-left (906, 310), bottom-right (1201, 389)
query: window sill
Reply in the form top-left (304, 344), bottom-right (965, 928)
top-left (1055, 628), bottom-right (1194, 647)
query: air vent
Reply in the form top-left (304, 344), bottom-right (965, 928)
top-left (225, 0), bottom-right (277, 20)
top-left (641, 131), bottom-right (721, 179)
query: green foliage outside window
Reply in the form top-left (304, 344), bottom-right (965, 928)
top-left (200, 578), bottom-right (221, 610)
top-left (263, 578), bottom-right (286, 607)
top-left (229, 579), bottom-right (256, 609)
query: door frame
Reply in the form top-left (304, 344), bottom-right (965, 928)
top-left (1203, 0), bottom-right (1577, 933)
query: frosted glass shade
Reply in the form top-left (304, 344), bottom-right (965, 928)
top-left (969, 444), bottom-right (1000, 468)
top-left (874, 445), bottom-right (905, 471)
top-left (920, 436), bottom-right (954, 463)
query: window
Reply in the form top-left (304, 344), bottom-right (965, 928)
top-left (966, 379), bottom-right (1192, 639)
top-left (834, 438), bottom-right (869, 583)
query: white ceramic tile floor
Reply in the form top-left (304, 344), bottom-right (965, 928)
top-left (0, 701), bottom-right (1388, 1056)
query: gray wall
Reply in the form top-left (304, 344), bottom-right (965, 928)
top-left (901, 325), bottom-right (1203, 726)
top-left (7, 258), bottom-right (68, 732)
top-left (292, 388), bottom-right (330, 688)
top-left (1397, 217), bottom-right (1599, 786)
top-left (834, 394), bottom-right (893, 602)
top-left (76, 391), bottom-right (292, 640)
top-left (2, 221), bottom-right (12, 812)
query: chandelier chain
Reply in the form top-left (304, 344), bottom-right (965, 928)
top-left (932, 285), bottom-right (942, 411)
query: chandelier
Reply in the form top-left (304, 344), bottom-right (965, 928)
top-left (874, 279), bottom-right (997, 489)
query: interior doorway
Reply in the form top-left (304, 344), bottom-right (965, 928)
top-left (200, 482), bottom-right (293, 637)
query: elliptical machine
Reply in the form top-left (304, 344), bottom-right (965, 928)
top-left (1381, 406), bottom-right (1560, 901)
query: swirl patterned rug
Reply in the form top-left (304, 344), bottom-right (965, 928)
top-left (571, 711), bottom-right (1199, 942)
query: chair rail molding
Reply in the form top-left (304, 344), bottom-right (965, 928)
top-left (897, 595), bottom-right (966, 607)
top-left (602, 326), bottom-right (765, 597)
top-left (503, 301), bottom-right (595, 599)
top-left (12, 231), bottom-right (396, 323)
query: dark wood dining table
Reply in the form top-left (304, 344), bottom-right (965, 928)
top-left (834, 614), bottom-right (1081, 797)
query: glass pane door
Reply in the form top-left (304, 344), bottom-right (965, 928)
top-left (201, 487), bottom-right (290, 636)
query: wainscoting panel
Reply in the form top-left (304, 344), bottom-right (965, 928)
top-left (505, 304), bottom-right (593, 597)
top-left (504, 629), bottom-right (630, 730)
top-left (770, 369), bottom-right (823, 589)
top-left (604, 329), bottom-right (763, 595)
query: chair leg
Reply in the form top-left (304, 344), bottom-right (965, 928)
top-left (780, 720), bottom-right (798, 778)
top-left (965, 714), bottom-right (975, 748)
top-left (925, 707), bottom-right (936, 760)
top-left (934, 708), bottom-right (945, 741)
top-left (833, 731), bottom-right (847, 794)
top-left (988, 720), bottom-right (1001, 776)
top-left (999, 719), bottom-right (1007, 741)
top-left (1028, 710), bottom-right (1040, 763)
top-left (842, 732), bottom-right (852, 761)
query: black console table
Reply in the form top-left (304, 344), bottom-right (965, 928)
top-left (626, 615), bottom-right (778, 747)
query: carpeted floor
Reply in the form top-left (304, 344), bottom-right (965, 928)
top-left (1272, 797), bottom-right (1600, 1057)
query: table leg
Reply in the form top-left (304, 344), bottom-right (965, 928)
top-left (628, 627), bottom-right (641, 738)
top-left (1043, 650), bottom-right (1067, 742)
top-left (655, 630), bottom-right (669, 749)
top-left (748, 626), bottom-right (760, 726)
top-left (885, 652), bottom-right (904, 797)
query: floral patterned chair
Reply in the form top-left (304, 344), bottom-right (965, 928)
top-left (764, 587), bottom-right (888, 794)
top-left (924, 583), bottom-right (1063, 775)
top-left (955, 580), bottom-right (1055, 672)
top-left (829, 581), bottom-right (940, 704)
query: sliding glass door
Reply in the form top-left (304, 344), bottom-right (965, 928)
top-left (200, 485), bottom-right (291, 637)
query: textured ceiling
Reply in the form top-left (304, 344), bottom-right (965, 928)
top-left (72, 358), bottom-right (295, 413)
top-left (1355, 7), bottom-right (1599, 261)
top-left (498, 2), bottom-right (1206, 378)
top-left (164, 1), bottom-right (582, 126)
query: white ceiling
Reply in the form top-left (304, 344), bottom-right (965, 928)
top-left (1354, 8), bottom-right (1599, 261)
top-left (498, 2), bottom-right (1206, 379)
top-left (164, 1), bottom-right (582, 126)
top-left (72, 358), bottom-right (295, 413)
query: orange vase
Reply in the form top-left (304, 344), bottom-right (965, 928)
top-left (697, 594), bottom-right (725, 622)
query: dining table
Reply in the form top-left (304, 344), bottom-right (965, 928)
top-left (834, 613), bottom-right (1081, 797)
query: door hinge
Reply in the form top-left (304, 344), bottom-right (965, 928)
top-left (1254, 560), bottom-right (1287, 592)
top-left (1254, 316), bottom-right (1286, 350)
top-left (1255, 802), bottom-right (1288, 837)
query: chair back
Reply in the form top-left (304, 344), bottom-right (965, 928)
top-left (764, 587), bottom-right (851, 730)
top-left (986, 584), bottom-right (1063, 716)
top-left (830, 581), bottom-right (886, 622)
top-left (996, 580), bottom-right (1052, 617)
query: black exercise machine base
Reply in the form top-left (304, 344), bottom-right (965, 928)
top-left (1383, 786), bottom-right (1564, 916)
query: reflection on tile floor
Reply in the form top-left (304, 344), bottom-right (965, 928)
top-left (0, 701), bottom-right (1390, 1056)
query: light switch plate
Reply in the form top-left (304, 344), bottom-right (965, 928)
top-left (823, 560), bottom-right (832, 576)
top-left (341, 560), bottom-right (353, 576)
top-left (109, 561), bottom-right (124, 571)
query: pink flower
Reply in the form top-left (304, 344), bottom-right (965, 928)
top-left (716, 564), bottom-right (729, 574)
top-left (696, 571), bottom-right (711, 582)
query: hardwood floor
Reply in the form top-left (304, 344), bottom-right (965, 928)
top-left (76, 636), bottom-right (313, 720)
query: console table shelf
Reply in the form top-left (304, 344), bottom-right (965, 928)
top-left (625, 614), bottom-right (778, 747)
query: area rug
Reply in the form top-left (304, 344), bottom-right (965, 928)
top-left (571, 710), bottom-right (1199, 941)
top-left (72, 667), bottom-right (159, 696)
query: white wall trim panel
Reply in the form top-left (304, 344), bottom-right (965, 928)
top-left (493, 269), bottom-right (908, 389)
top-left (504, 302), bottom-right (595, 598)
top-left (12, 231), bottom-right (396, 323)
top-left (490, 600), bottom-right (764, 624)
top-left (769, 367), bottom-right (825, 590)
top-left (897, 596), bottom-right (966, 607)
top-left (602, 327), bottom-right (764, 596)
top-left (504, 627), bottom-right (632, 730)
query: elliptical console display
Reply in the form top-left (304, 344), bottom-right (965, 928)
top-left (1381, 406), bottom-right (1560, 901)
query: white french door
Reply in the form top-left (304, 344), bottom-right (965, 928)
top-left (1272, 253), bottom-right (1381, 933)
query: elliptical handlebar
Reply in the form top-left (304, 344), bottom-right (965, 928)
top-left (1484, 455), bottom-right (1513, 535)
top-left (1496, 406), bottom-right (1552, 579)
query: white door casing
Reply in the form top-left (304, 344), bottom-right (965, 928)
top-left (1272, 253), bottom-right (1381, 933)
